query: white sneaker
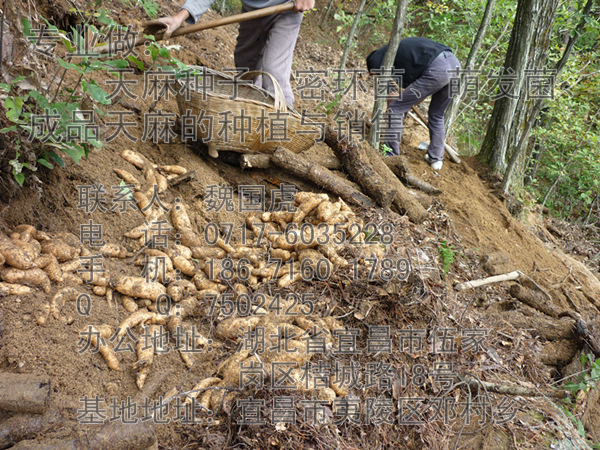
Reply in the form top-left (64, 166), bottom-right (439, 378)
top-left (424, 154), bottom-right (443, 170)
top-left (431, 160), bottom-right (443, 170)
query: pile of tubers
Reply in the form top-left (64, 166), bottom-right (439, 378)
top-left (1, 149), bottom-right (386, 410)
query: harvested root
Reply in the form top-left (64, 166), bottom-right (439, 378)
top-left (93, 285), bottom-right (107, 296)
top-left (216, 316), bottom-right (261, 340)
top-left (1, 267), bottom-right (51, 293)
top-left (122, 295), bottom-right (139, 313)
top-left (0, 282), bottom-right (34, 297)
top-left (134, 325), bottom-right (157, 389)
top-left (117, 309), bottom-right (165, 337)
top-left (171, 202), bottom-right (193, 231)
top-left (11, 239), bottom-right (40, 261)
top-left (40, 239), bottom-right (80, 262)
top-left (49, 287), bottom-right (80, 320)
top-left (167, 280), bottom-right (196, 302)
top-left (36, 254), bottom-right (62, 282)
top-left (185, 377), bottom-right (221, 405)
top-left (171, 255), bottom-right (196, 277)
top-left (0, 233), bottom-right (36, 269)
top-left (159, 165), bottom-right (187, 175)
top-left (80, 325), bottom-right (121, 370)
top-left (114, 169), bottom-right (142, 191)
top-left (191, 246), bottom-right (227, 260)
top-left (113, 276), bottom-right (166, 301)
top-left (121, 149), bottom-right (150, 169)
top-left (293, 193), bottom-right (328, 224)
top-left (99, 243), bottom-right (128, 259)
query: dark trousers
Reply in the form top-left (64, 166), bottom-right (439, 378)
top-left (383, 51), bottom-right (461, 160)
top-left (234, 7), bottom-right (303, 107)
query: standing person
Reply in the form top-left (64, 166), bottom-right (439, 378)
top-left (367, 37), bottom-right (460, 170)
top-left (154, 0), bottom-right (314, 107)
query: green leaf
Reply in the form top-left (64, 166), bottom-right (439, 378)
top-left (37, 158), bottom-right (54, 169)
top-left (0, 126), bottom-right (17, 133)
top-left (47, 151), bottom-right (66, 168)
top-left (58, 58), bottom-right (84, 73)
top-left (61, 144), bottom-right (86, 163)
top-left (127, 55), bottom-right (145, 71)
top-left (5, 96), bottom-right (24, 122)
top-left (104, 59), bottom-right (129, 69)
top-left (13, 172), bottom-right (25, 186)
top-left (22, 18), bottom-right (32, 37)
top-left (81, 80), bottom-right (110, 105)
top-left (97, 9), bottom-right (117, 26)
top-left (29, 91), bottom-right (51, 109)
top-left (0, 83), bottom-right (11, 92)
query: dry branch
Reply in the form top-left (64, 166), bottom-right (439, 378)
top-left (455, 270), bottom-right (521, 290)
top-left (460, 374), bottom-right (569, 399)
top-left (384, 155), bottom-right (442, 195)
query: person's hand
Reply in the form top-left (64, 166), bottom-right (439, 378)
top-left (294, 0), bottom-right (315, 13)
top-left (154, 9), bottom-right (190, 39)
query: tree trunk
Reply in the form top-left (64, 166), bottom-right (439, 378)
top-left (339, 0), bottom-right (367, 72)
top-left (319, 0), bottom-right (337, 29)
top-left (367, 0), bottom-right (409, 149)
top-left (444, 0), bottom-right (496, 134)
top-left (479, 0), bottom-right (540, 173)
top-left (501, 0), bottom-right (594, 193)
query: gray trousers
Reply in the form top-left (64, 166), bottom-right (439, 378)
top-left (383, 51), bottom-right (461, 161)
top-left (234, 7), bottom-right (302, 107)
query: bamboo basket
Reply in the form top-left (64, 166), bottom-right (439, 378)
top-left (176, 67), bottom-right (320, 157)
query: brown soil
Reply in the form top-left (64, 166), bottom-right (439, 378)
top-left (1, 1), bottom-right (599, 449)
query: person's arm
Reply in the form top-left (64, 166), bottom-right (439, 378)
top-left (152, 0), bottom-right (215, 39)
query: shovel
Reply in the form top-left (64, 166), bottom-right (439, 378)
top-left (96, 1), bottom-right (295, 55)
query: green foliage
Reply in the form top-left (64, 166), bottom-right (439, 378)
top-left (437, 240), bottom-right (455, 275)
top-left (334, 0), bottom-right (395, 51)
top-left (564, 353), bottom-right (600, 393)
top-left (210, 0), bottom-right (241, 15)
top-left (139, 0), bottom-right (160, 19)
top-left (318, 91), bottom-right (344, 115)
top-left (380, 143), bottom-right (393, 156)
top-left (561, 353), bottom-right (600, 446)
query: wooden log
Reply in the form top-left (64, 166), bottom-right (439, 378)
top-left (0, 414), bottom-right (44, 450)
top-left (509, 284), bottom-right (562, 318)
top-left (384, 155), bottom-right (442, 195)
top-left (241, 153), bottom-right (342, 171)
top-left (324, 127), bottom-right (397, 209)
top-left (358, 135), bottom-right (429, 223)
top-left (540, 339), bottom-right (579, 366)
top-left (10, 420), bottom-right (157, 450)
top-left (0, 373), bottom-right (50, 414)
top-left (324, 127), bottom-right (428, 223)
top-left (270, 146), bottom-right (375, 208)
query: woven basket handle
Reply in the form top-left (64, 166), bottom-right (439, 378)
top-left (240, 70), bottom-right (287, 112)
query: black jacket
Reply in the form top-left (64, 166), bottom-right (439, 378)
top-left (366, 37), bottom-right (452, 88)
